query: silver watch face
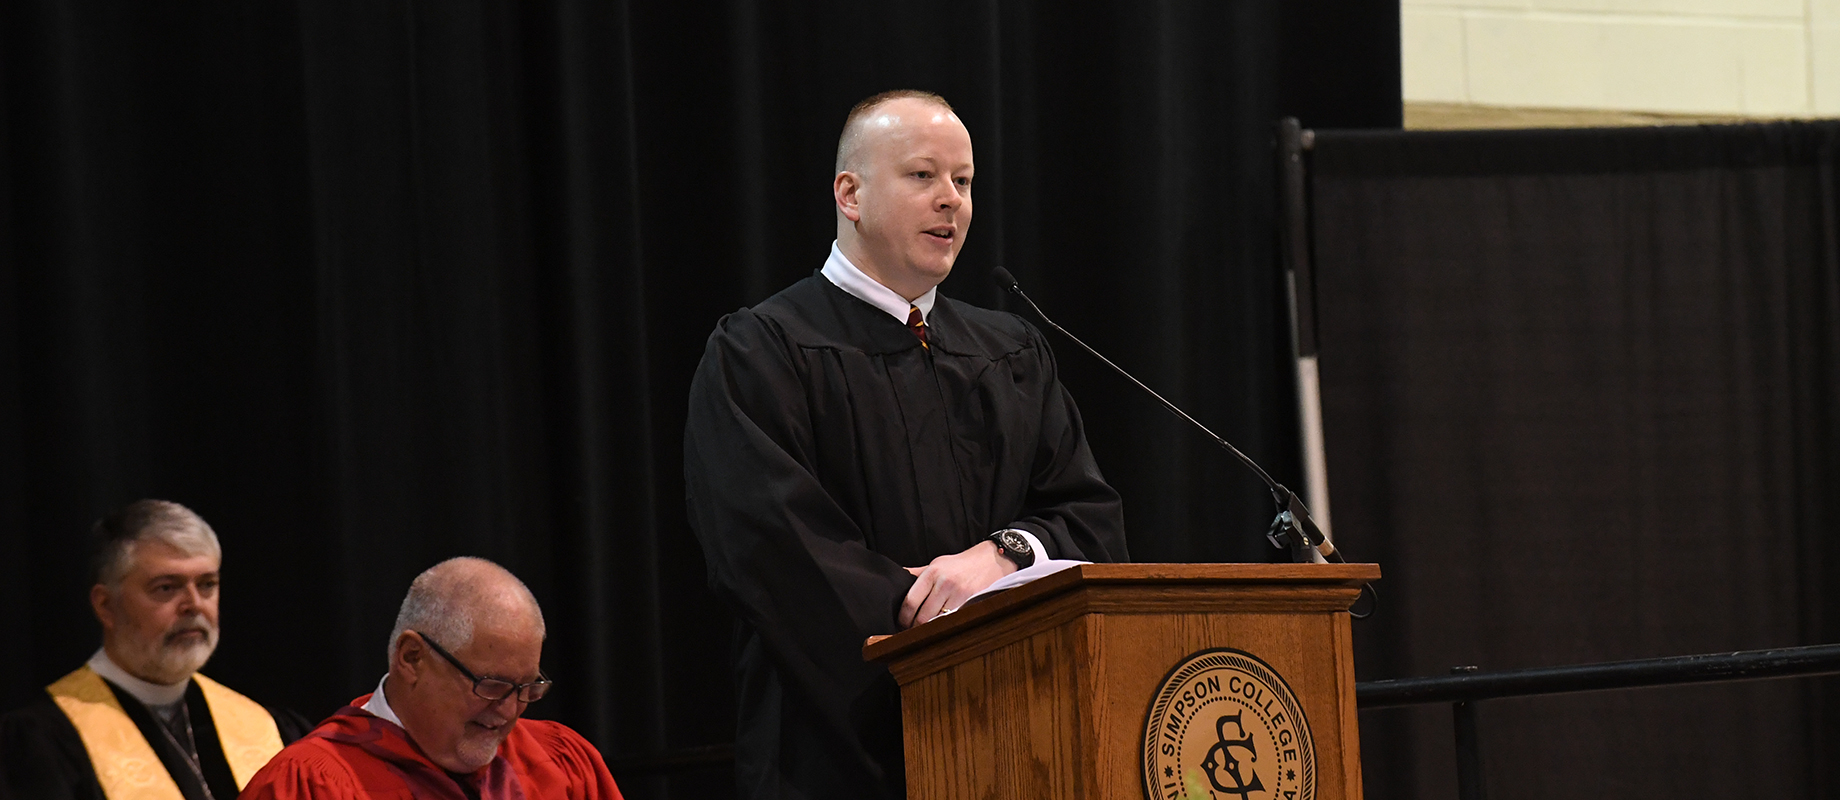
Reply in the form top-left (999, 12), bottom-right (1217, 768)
top-left (997, 530), bottom-right (1031, 557)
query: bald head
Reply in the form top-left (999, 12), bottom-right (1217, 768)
top-left (386, 557), bottom-right (545, 664)
top-left (384, 557), bottom-right (547, 772)
top-left (834, 89), bottom-right (956, 175)
top-left (831, 89), bottom-right (975, 300)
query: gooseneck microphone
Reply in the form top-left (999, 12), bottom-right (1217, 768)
top-left (992, 266), bottom-right (1341, 564)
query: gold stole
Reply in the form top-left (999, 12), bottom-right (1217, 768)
top-left (46, 666), bottom-right (287, 800)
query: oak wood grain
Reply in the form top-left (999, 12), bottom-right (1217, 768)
top-left (867, 563), bottom-right (1377, 800)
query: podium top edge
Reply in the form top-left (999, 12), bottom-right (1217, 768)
top-left (1066, 562), bottom-right (1380, 583)
top-left (863, 562), bottom-right (1379, 663)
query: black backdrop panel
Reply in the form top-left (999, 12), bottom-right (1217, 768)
top-left (1310, 123), bottom-right (1840, 799)
top-left (0, 1), bottom-right (1401, 797)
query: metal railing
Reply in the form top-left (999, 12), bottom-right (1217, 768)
top-left (608, 644), bottom-right (1840, 787)
top-left (1354, 643), bottom-right (1840, 800)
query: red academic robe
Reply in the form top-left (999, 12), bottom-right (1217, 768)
top-left (238, 695), bottom-right (623, 800)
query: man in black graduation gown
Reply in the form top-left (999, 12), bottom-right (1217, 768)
top-left (0, 500), bottom-right (311, 800)
top-left (684, 90), bottom-right (1129, 799)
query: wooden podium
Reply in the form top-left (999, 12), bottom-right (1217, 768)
top-left (863, 563), bottom-right (1379, 800)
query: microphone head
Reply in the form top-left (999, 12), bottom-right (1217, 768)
top-left (991, 267), bottom-right (1020, 292)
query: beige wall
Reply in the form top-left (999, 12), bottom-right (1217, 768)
top-left (1404, 0), bottom-right (1840, 117)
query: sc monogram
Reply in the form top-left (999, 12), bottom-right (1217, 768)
top-left (1141, 648), bottom-right (1315, 800)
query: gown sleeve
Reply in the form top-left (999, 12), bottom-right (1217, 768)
top-left (528, 722), bottom-right (623, 800)
top-left (683, 311), bottom-right (919, 685)
top-left (0, 702), bottom-right (100, 800)
top-left (1005, 321), bottom-right (1129, 564)
top-left (236, 746), bottom-right (362, 800)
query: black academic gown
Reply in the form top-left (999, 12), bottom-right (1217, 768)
top-left (0, 677), bottom-right (312, 800)
top-left (684, 274), bottom-right (1129, 800)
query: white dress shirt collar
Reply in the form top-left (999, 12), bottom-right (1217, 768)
top-left (360, 674), bottom-right (405, 727)
top-left (821, 242), bottom-right (937, 323)
top-left (87, 648), bottom-right (189, 708)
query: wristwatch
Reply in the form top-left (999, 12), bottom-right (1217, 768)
top-left (988, 529), bottom-right (1034, 569)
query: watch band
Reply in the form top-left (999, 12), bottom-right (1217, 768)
top-left (988, 529), bottom-right (1034, 569)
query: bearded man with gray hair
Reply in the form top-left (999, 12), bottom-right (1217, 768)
top-left (240, 557), bottom-right (623, 800)
top-left (0, 499), bottom-right (312, 800)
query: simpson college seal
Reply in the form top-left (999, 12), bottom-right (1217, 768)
top-left (1142, 648), bottom-right (1315, 800)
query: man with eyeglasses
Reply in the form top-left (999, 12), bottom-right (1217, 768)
top-left (240, 557), bottom-right (623, 800)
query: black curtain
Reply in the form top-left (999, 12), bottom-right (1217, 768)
top-left (1, 2), bottom-right (1399, 797)
top-left (1309, 123), bottom-right (1840, 799)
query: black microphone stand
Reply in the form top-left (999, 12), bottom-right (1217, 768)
top-left (992, 267), bottom-right (1341, 565)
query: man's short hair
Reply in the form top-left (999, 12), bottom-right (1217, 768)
top-left (835, 89), bottom-right (956, 174)
top-left (386, 557), bottom-right (547, 664)
top-left (88, 500), bottom-right (221, 591)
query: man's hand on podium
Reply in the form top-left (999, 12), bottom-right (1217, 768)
top-left (898, 540), bottom-right (1019, 630)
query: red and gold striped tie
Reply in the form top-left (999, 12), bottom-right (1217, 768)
top-left (907, 305), bottom-right (928, 349)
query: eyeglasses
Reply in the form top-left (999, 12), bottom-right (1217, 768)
top-left (415, 632), bottom-right (553, 703)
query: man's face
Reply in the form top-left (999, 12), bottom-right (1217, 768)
top-left (92, 540), bottom-right (221, 685)
top-left (836, 98), bottom-right (975, 300)
top-left (395, 623), bottom-right (544, 774)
